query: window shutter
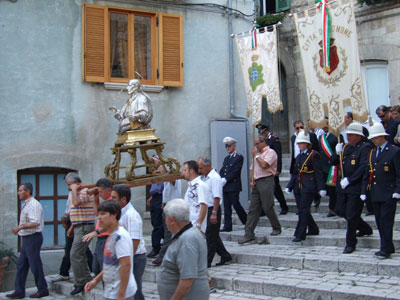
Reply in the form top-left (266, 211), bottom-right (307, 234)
top-left (159, 13), bottom-right (184, 87)
top-left (82, 4), bottom-right (106, 82)
top-left (275, 0), bottom-right (290, 12)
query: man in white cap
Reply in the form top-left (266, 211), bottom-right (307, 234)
top-left (361, 123), bottom-right (400, 258)
top-left (219, 137), bottom-right (247, 232)
top-left (332, 122), bottom-right (373, 254)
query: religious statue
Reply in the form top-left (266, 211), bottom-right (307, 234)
top-left (110, 79), bottom-right (153, 134)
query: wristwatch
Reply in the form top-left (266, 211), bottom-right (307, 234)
top-left (196, 223), bottom-right (201, 228)
top-left (95, 229), bottom-right (101, 235)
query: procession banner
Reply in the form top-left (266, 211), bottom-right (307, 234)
top-left (294, 0), bottom-right (368, 134)
top-left (235, 27), bottom-right (283, 126)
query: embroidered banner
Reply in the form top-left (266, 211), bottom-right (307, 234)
top-left (235, 27), bottom-right (283, 126)
top-left (294, 0), bottom-right (368, 135)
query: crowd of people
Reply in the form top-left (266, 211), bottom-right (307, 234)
top-left (6, 104), bottom-right (400, 299)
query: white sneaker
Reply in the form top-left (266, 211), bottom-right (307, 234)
top-left (51, 274), bottom-right (70, 282)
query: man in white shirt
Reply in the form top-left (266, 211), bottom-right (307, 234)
top-left (85, 200), bottom-right (137, 300)
top-left (181, 160), bottom-right (209, 233)
top-left (198, 157), bottom-right (232, 267)
top-left (153, 179), bottom-right (182, 266)
top-left (111, 184), bottom-right (146, 300)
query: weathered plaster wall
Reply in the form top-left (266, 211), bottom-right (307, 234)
top-left (0, 0), bottom-right (252, 290)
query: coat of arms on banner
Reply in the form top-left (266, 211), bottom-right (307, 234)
top-left (235, 27), bottom-right (283, 126)
top-left (294, 0), bottom-right (368, 134)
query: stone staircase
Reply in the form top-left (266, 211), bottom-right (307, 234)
top-left (3, 154), bottom-right (400, 299)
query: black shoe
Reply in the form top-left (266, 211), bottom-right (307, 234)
top-left (314, 199), bottom-right (321, 207)
top-left (292, 237), bottom-right (304, 242)
top-left (365, 211), bottom-right (374, 216)
top-left (220, 228), bottom-right (232, 232)
top-left (279, 210), bottom-right (288, 215)
top-left (147, 248), bottom-right (159, 258)
top-left (70, 286), bottom-right (84, 295)
top-left (5, 293), bottom-right (24, 299)
top-left (326, 212), bottom-right (336, 217)
top-left (29, 291), bottom-right (49, 298)
top-left (375, 251), bottom-right (391, 259)
top-left (356, 230), bottom-right (373, 237)
top-left (216, 256), bottom-right (232, 266)
top-left (343, 246), bottom-right (355, 254)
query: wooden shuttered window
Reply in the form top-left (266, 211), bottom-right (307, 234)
top-left (159, 13), bottom-right (184, 87)
top-left (82, 5), bottom-right (184, 87)
top-left (82, 4), bottom-right (106, 82)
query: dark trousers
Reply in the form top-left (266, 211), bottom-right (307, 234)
top-left (294, 192), bottom-right (319, 239)
top-left (150, 194), bottom-right (164, 251)
top-left (327, 184), bottom-right (337, 211)
top-left (14, 233), bottom-right (48, 296)
top-left (133, 253), bottom-right (146, 300)
top-left (223, 191), bottom-right (247, 230)
top-left (205, 207), bottom-right (231, 266)
top-left (372, 200), bottom-right (397, 254)
top-left (59, 221), bottom-right (93, 276)
top-left (344, 193), bottom-right (372, 247)
top-left (157, 212), bottom-right (173, 261)
top-left (274, 176), bottom-right (288, 212)
top-left (92, 236), bottom-right (107, 275)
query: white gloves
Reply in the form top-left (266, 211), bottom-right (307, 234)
top-left (360, 195), bottom-right (367, 201)
top-left (335, 143), bottom-right (343, 155)
top-left (284, 188), bottom-right (291, 195)
top-left (393, 193), bottom-right (400, 199)
top-left (319, 190), bottom-right (327, 197)
top-left (340, 177), bottom-right (349, 189)
top-left (221, 178), bottom-right (227, 186)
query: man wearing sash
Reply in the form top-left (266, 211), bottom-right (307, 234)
top-left (318, 117), bottom-right (339, 217)
top-left (361, 123), bottom-right (400, 258)
top-left (332, 123), bottom-right (373, 254)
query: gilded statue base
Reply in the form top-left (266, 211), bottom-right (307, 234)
top-left (105, 129), bottom-right (181, 184)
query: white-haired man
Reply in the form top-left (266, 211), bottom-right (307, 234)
top-left (157, 199), bottom-right (210, 300)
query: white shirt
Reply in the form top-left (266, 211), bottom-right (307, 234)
top-left (103, 226), bottom-right (137, 299)
top-left (19, 197), bottom-right (44, 236)
top-left (162, 180), bottom-right (182, 204)
top-left (183, 176), bottom-right (210, 233)
top-left (119, 203), bottom-right (146, 255)
top-left (201, 169), bottom-right (223, 207)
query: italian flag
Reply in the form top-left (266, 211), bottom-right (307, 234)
top-left (320, 134), bottom-right (337, 185)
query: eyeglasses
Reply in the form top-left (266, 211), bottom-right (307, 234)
top-left (225, 143), bottom-right (234, 148)
top-left (296, 126), bottom-right (304, 130)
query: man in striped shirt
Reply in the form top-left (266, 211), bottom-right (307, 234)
top-left (65, 172), bottom-right (96, 296)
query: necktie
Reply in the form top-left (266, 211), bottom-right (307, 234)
top-left (376, 146), bottom-right (382, 158)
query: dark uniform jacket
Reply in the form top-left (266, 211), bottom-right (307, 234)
top-left (290, 132), bottom-right (319, 174)
top-left (382, 118), bottom-right (400, 145)
top-left (361, 143), bottom-right (400, 202)
top-left (219, 152), bottom-right (243, 192)
top-left (287, 150), bottom-right (325, 193)
top-left (331, 140), bottom-right (372, 195)
top-left (266, 133), bottom-right (282, 173)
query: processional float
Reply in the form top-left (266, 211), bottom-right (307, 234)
top-left (104, 79), bottom-right (181, 186)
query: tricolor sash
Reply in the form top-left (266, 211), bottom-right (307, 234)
top-left (320, 134), bottom-right (337, 186)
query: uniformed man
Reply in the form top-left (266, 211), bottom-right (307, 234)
top-left (285, 131), bottom-right (326, 242)
top-left (256, 123), bottom-right (289, 215)
top-left (219, 137), bottom-right (247, 232)
top-left (361, 123), bottom-right (400, 258)
top-left (332, 123), bottom-right (373, 254)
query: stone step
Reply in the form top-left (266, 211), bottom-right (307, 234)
top-left (220, 241), bottom-right (400, 277)
top-left (143, 261), bottom-right (400, 300)
top-left (231, 212), bottom-right (399, 230)
top-left (219, 226), bottom-right (400, 249)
